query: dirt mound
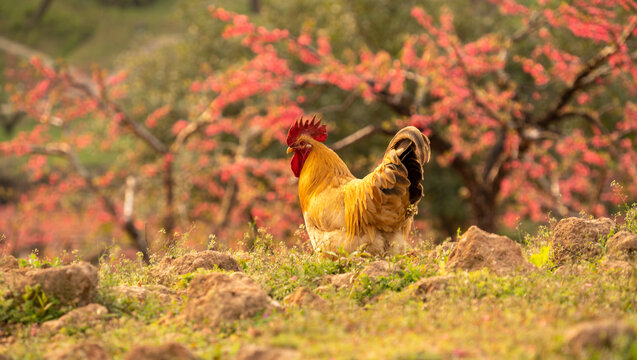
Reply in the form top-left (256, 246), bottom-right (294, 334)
top-left (317, 261), bottom-right (397, 292)
top-left (44, 342), bottom-right (110, 360)
top-left (605, 231), bottom-right (637, 261)
top-left (155, 250), bottom-right (242, 284)
top-left (600, 259), bottom-right (635, 276)
top-left (319, 272), bottom-right (355, 291)
top-left (446, 226), bottom-right (534, 275)
top-left (360, 260), bottom-right (398, 278)
top-left (41, 303), bottom-right (108, 333)
top-left (550, 217), bottom-right (615, 265)
top-left (0, 255), bottom-right (19, 270)
top-left (160, 250), bottom-right (242, 273)
top-left (5, 262), bottom-right (98, 306)
top-left (553, 264), bottom-right (589, 277)
top-left (283, 287), bottom-right (327, 309)
top-left (412, 275), bottom-right (454, 301)
top-left (123, 342), bottom-right (199, 360)
top-left (235, 345), bottom-right (300, 360)
top-left (564, 319), bottom-right (635, 355)
top-left (180, 272), bottom-right (279, 328)
top-left (113, 285), bottom-right (177, 303)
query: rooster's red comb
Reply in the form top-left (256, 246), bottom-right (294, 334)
top-left (286, 115), bottom-right (327, 146)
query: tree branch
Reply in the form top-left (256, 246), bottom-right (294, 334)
top-left (537, 18), bottom-right (637, 127)
top-left (63, 75), bottom-right (169, 154)
top-left (558, 110), bottom-right (610, 134)
top-left (312, 92), bottom-right (357, 115)
top-left (170, 106), bottom-right (217, 153)
top-left (330, 124), bottom-right (378, 151)
top-left (26, 143), bottom-right (149, 260)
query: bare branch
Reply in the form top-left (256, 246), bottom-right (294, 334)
top-left (0, 35), bottom-right (54, 66)
top-left (312, 92), bottom-right (357, 114)
top-left (330, 125), bottom-right (378, 151)
top-left (537, 18), bottom-right (637, 127)
top-left (558, 110), bottom-right (610, 134)
top-left (449, 43), bottom-right (511, 127)
top-left (214, 129), bottom-right (260, 228)
top-left (63, 75), bottom-right (169, 154)
top-left (25, 143), bottom-right (149, 260)
top-left (170, 106), bottom-right (217, 153)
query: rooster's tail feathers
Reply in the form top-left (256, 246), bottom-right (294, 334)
top-left (385, 126), bottom-right (430, 204)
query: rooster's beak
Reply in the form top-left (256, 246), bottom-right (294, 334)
top-left (286, 147), bottom-right (294, 154)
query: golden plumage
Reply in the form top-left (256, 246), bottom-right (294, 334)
top-left (290, 125), bottom-right (431, 256)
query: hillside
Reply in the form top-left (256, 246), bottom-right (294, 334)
top-left (1, 213), bottom-right (637, 359)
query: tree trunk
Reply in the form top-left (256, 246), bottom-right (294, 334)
top-left (468, 188), bottom-right (496, 232)
top-left (249, 0), bottom-right (260, 13)
top-left (29, 0), bottom-right (55, 27)
top-left (163, 156), bottom-right (175, 240)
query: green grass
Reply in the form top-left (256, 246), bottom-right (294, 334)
top-left (0, 0), bottom-right (182, 68)
top-left (2, 222), bottom-right (637, 360)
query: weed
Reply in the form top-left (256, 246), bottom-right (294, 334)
top-left (17, 251), bottom-right (62, 269)
top-left (0, 284), bottom-right (66, 324)
top-left (528, 245), bottom-right (553, 269)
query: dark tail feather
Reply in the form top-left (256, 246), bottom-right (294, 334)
top-left (385, 126), bottom-right (431, 204)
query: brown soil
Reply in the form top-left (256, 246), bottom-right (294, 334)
top-left (550, 217), bottom-right (614, 265)
top-left (123, 342), bottom-right (199, 360)
top-left (41, 303), bottom-right (108, 333)
top-left (600, 259), bottom-right (635, 276)
top-left (283, 286), bottom-right (327, 309)
top-left (113, 284), bottom-right (178, 303)
top-left (4, 262), bottom-right (98, 306)
top-left (412, 275), bottom-right (454, 301)
top-left (360, 260), bottom-right (397, 278)
top-left (0, 256), bottom-right (19, 270)
top-left (154, 250), bottom-right (242, 284)
top-left (320, 272), bottom-right (355, 291)
top-left (447, 226), bottom-right (534, 275)
top-left (180, 272), bottom-right (280, 328)
top-left (235, 345), bottom-right (300, 360)
top-left (564, 319), bottom-right (635, 355)
top-left (44, 342), bottom-right (110, 360)
top-left (605, 231), bottom-right (637, 261)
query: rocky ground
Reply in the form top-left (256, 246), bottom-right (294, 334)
top-left (1, 215), bottom-right (637, 359)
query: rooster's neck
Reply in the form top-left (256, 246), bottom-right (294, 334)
top-left (298, 142), bottom-right (353, 211)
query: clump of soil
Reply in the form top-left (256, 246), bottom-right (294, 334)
top-left (360, 260), bottom-right (398, 278)
top-left (154, 250), bottom-right (242, 284)
top-left (600, 259), bottom-right (635, 276)
top-left (550, 217), bottom-right (614, 265)
top-left (319, 272), bottom-right (355, 291)
top-left (564, 319), bottom-right (635, 355)
top-left (4, 262), bottom-right (98, 307)
top-left (44, 342), bottom-right (110, 360)
top-left (283, 286), bottom-right (327, 309)
top-left (113, 284), bottom-right (177, 303)
top-left (123, 342), bottom-right (199, 360)
top-left (41, 303), bottom-right (108, 333)
top-left (317, 260), bottom-right (399, 292)
top-left (553, 264), bottom-right (589, 277)
top-left (180, 272), bottom-right (280, 328)
top-left (411, 275), bottom-right (454, 301)
top-left (446, 226), bottom-right (534, 275)
top-left (0, 255), bottom-right (19, 270)
top-left (605, 231), bottom-right (637, 261)
top-left (235, 345), bottom-right (300, 360)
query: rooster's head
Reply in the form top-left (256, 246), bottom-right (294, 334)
top-left (286, 115), bottom-right (327, 177)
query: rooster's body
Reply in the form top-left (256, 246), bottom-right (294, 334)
top-left (287, 117), bottom-right (430, 256)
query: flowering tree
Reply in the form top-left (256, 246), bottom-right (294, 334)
top-left (1, 0), bottom-right (636, 255)
top-left (202, 0), bottom-right (637, 231)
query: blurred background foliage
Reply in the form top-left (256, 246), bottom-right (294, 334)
top-left (0, 0), bottom-right (635, 256)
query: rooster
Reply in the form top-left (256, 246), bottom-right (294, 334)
top-left (286, 116), bottom-right (430, 256)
